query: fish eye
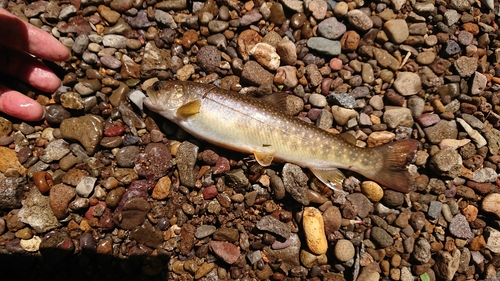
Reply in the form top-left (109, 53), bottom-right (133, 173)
top-left (152, 82), bottom-right (162, 92)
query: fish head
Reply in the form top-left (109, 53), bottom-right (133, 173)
top-left (143, 81), bottom-right (193, 120)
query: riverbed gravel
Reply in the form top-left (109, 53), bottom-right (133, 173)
top-left (1, 0), bottom-right (500, 280)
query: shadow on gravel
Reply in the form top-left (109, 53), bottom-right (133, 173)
top-left (0, 250), bottom-right (170, 281)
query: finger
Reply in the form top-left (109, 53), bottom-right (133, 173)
top-left (0, 85), bottom-right (44, 121)
top-left (0, 46), bottom-right (62, 93)
top-left (0, 8), bottom-right (70, 62)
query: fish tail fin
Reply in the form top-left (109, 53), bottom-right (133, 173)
top-left (369, 139), bottom-right (420, 193)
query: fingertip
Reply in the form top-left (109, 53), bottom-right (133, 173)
top-left (0, 90), bottom-right (44, 121)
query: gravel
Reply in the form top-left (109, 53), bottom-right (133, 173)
top-left (1, 0), bottom-right (500, 280)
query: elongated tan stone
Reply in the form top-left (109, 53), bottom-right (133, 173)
top-left (303, 207), bottom-right (328, 255)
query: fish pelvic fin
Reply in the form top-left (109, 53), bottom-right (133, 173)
top-left (370, 139), bottom-right (420, 193)
top-left (253, 146), bottom-right (276, 166)
top-left (309, 168), bottom-right (345, 192)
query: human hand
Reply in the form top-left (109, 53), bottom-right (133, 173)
top-left (0, 8), bottom-right (70, 121)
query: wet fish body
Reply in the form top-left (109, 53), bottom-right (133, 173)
top-left (143, 81), bottom-right (418, 192)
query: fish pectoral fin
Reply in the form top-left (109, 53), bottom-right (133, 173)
top-left (253, 147), bottom-right (276, 166)
top-left (177, 100), bottom-right (201, 117)
top-left (309, 168), bottom-right (345, 192)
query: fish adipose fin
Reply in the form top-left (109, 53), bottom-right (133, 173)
top-left (177, 100), bottom-right (201, 117)
top-left (309, 168), bottom-right (345, 192)
top-left (370, 139), bottom-right (419, 193)
top-left (253, 146), bottom-right (276, 166)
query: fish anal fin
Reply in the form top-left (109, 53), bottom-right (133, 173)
top-left (310, 168), bottom-right (345, 192)
top-left (369, 139), bottom-right (420, 193)
top-left (177, 100), bottom-right (201, 117)
top-left (253, 147), bottom-right (276, 166)
top-left (339, 132), bottom-right (357, 145)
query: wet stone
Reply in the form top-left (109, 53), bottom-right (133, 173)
top-left (60, 115), bottom-right (103, 154)
top-left (428, 148), bottom-right (462, 178)
top-left (49, 183), bottom-right (77, 220)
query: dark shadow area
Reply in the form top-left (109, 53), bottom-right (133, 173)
top-left (0, 248), bottom-right (171, 281)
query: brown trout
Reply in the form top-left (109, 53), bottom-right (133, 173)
top-left (143, 81), bottom-right (419, 193)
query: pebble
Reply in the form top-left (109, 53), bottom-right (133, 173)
top-left (75, 176), bottom-right (97, 197)
top-left (428, 147), bottom-right (462, 178)
top-left (256, 215), bottom-right (291, 239)
top-left (449, 214), bottom-right (474, 240)
top-left (482, 193), bottom-right (500, 218)
top-left (485, 227), bottom-right (500, 253)
top-left (334, 239), bottom-right (355, 262)
top-left (383, 19), bottom-right (409, 44)
top-left (249, 43), bottom-right (280, 71)
top-left (209, 241), bottom-right (240, 264)
top-left (346, 9), bottom-right (373, 31)
top-left (383, 107), bottom-right (414, 129)
top-left (454, 56), bottom-right (477, 77)
top-left (60, 115), bottom-right (103, 154)
top-left (371, 226), bottom-right (394, 247)
top-left (434, 249), bottom-right (460, 280)
top-left (176, 141), bottom-right (199, 188)
top-left (317, 17), bottom-right (346, 40)
top-left (413, 238), bottom-right (431, 263)
top-left (241, 61), bottom-right (274, 86)
top-left (302, 207), bottom-right (328, 255)
top-left (393, 72), bottom-right (422, 96)
top-left (306, 37), bottom-right (341, 56)
top-left (282, 163), bottom-right (310, 205)
top-left (0, 177), bottom-right (24, 209)
top-left (18, 188), bottom-right (60, 233)
top-left (195, 225), bottom-right (217, 239)
top-left (0, 147), bottom-right (26, 177)
top-left (197, 45), bottom-right (221, 73)
top-left (49, 183), bottom-right (77, 220)
top-left (361, 181), bottom-right (384, 202)
top-left (135, 143), bottom-right (173, 180)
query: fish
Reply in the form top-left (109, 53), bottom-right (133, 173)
top-left (143, 81), bottom-right (419, 193)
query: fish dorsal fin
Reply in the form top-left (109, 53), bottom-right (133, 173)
top-left (309, 168), bottom-right (346, 192)
top-left (339, 133), bottom-right (357, 145)
top-left (261, 92), bottom-right (289, 111)
top-left (253, 146), bottom-right (276, 166)
top-left (177, 100), bottom-right (201, 117)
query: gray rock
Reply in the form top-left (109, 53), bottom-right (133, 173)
top-left (428, 201), bottom-right (443, 220)
top-left (454, 56), bottom-right (477, 77)
top-left (428, 147), bottom-right (462, 178)
top-left (393, 72), bottom-right (422, 96)
top-left (0, 177), bottom-right (24, 209)
top-left (195, 225), bottom-right (217, 239)
top-left (371, 226), bottom-right (394, 248)
top-left (383, 107), bottom-right (414, 129)
top-left (306, 37), bottom-right (341, 56)
top-left (282, 163), bottom-right (310, 205)
top-left (413, 238), bottom-right (431, 263)
top-left (256, 215), bottom-right (291, 239)
top-left (317, 17), bottom-right (346, 39)
top-left (102, 34), bottom-right (127, 48)
top-left (176, 141), bottom-right (199, 188)
top-left (154, 9), bottom-right (177, 28)
top-left (449, 214), bottom-right (474, 240)
top-left (40, 139), bottom-right (70, 163)
top-left (18, 188), bottom-right (60, 233)
top-left (423, 120), bottom-right (458, 144)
